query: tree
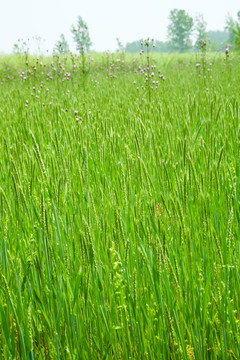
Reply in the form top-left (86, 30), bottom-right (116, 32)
top-left (225, 11), bottom-right (240, 51)
top-left (225, 14), bottom-right (236, 45)
top-left (116, 38), bottom-right (125, 53)
top-left (55, 34), bottom-right (69, 54)
top-left (195, 13), bottom-right (207, 42)
top-left (71, 16), bottom-right (92, 54)
top-left (207, 31), bottom-right (229, 52)
top-left (167, 9), bottom-right (194, 52)
top-left (232, 11), bottom-right (240, 51)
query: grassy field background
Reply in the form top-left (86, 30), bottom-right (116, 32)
top-left (0, 51), bottom-right (240, 359)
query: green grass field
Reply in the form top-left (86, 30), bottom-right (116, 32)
top-left (0, 51), bottom-right (240, 359)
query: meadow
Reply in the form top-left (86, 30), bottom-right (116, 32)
top-left (0, 49), bottom-right (240, 359)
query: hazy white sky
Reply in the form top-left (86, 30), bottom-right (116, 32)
top-left (0, 0), bottom-right (239, 53)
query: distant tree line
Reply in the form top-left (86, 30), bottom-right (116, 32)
top-left (126, 9), bottom-right (240, 53)
top-left (125, 31), bottom-right (231, 53)
top-left (52, 10), bottom-right (240, 55)
top-left (24, 10), bottom-right (239, 55)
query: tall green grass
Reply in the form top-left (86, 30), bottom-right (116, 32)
top-left (0, 51), bottom-right (240, 359)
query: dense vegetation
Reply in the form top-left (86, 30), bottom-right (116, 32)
top-left (0, 51), bottom-right (240, 359)
top-left (125, 31), bottom-right (231, 53)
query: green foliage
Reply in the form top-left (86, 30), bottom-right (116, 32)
top-left (195, 13), bottom-right (207, 43)
top-left (0, 52), bottom-right (240, 358)
top-left (225, 11), bottom-right (240, 50)
top-left (225, 14), bottom-right (236, 45)
top-left (125, 40), bottom-right (145, 53)
top-left (232, 11), bottom-right (240, 51)
top-left (167, 9), bottom-right (194, 52)
top-left (126, 39), bottom-right (170, 53)
top-left (55, 34), bottom-right (69, 54)
top-left (116, 38), bottom-right (125, 53)
top-left (207, 30), bottom-right (230, 51)
top-left (71, 16), bottom-right (92, 54)
top-left (233, 26), bottom-right (240, 51)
